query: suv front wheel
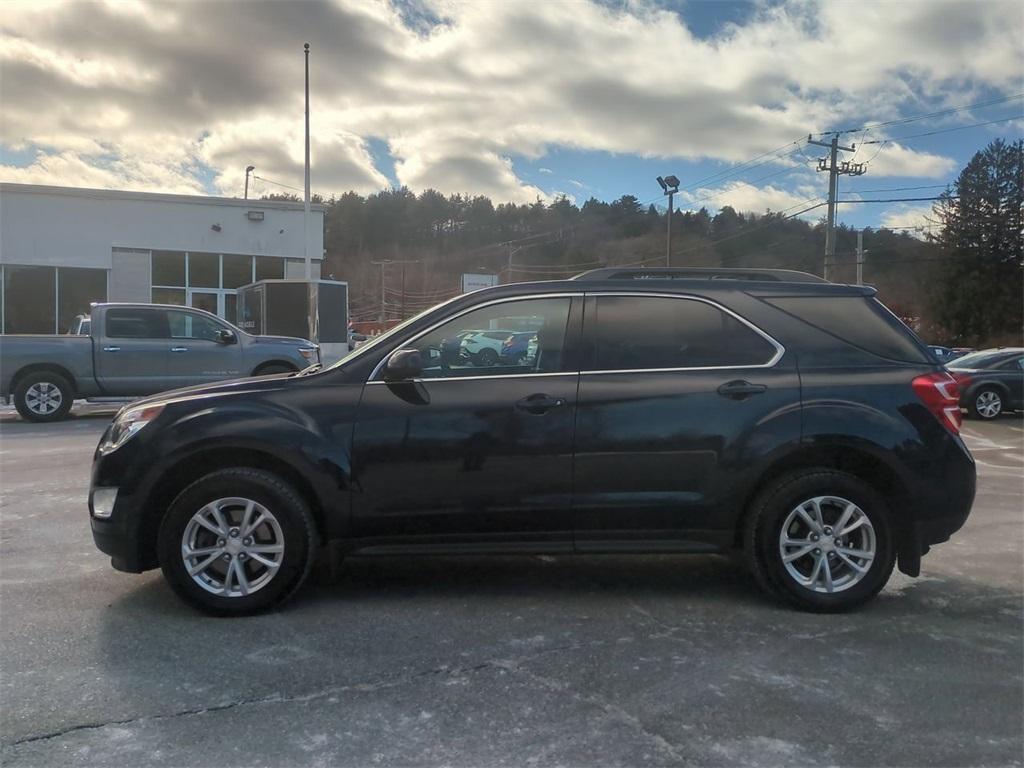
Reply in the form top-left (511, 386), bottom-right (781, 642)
top-left (157, 468), bottom-right (317, 615)
top-left (745, 469), bottom-right (896, 612)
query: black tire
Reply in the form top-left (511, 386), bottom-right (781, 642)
top-left (13, 371), bottom-right (74, 422)
top-left (476, 348), bottom-right (499, 367)
top-left (157, 468), bottom-right (317, 615)
top-left (969, 387), bottom-right (1003, 420)
top-left (744, 469), bottom-right (896, 612)
top-left (253, 363), bottom-right (296, 376)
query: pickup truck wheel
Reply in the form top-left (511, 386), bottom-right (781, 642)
top-left (157, 468), bottom-right (317, 615)
top-left (14, 372), bottom-right (74, 422)
top-left (744, 469), bottom-right (896, 612)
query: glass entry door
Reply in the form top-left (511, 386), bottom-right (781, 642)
top-left (188, 290), bottom-right (221, 317)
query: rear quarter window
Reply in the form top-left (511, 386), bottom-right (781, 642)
top-left (765, 296), bottom-right (931, 364)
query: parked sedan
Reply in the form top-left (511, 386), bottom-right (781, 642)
top-left (948, 348), bottom-right (1024, 419)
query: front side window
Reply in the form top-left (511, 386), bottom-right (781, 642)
top-left (166, 309), bottom-right (227, 342)
top-left (390, 297), bottom-right (572, 379)
top-left (591, 296), bottom-right (777, 371)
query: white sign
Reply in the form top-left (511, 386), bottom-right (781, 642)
top-left (461, 272), bottom-right (499, 293)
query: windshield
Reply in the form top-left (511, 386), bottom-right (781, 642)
top-left (326, 295), bottom-right (463, 371)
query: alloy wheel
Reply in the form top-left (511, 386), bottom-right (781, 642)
top-left (976, 390), bottom-right (1002, 418)
top-left (181, 497), bottom-right (285, 597)
top-left (778, 496), bottom-right (876, 594)
top-left (24, 382), bottom-right (63, 416)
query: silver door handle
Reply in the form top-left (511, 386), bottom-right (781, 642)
top-left (170, 346), bottom-right (189, 353)
top-left (103, 346), bottom-right (120, 352)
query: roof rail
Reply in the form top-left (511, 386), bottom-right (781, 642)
top-left (571, 267), bottom-right (827, 284)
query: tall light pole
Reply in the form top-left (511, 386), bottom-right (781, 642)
top-left (303, 42), bottom-right (312, 281)
top-left (656, 175), bottom-right (680, 267)
top-left (244, 165), bottom-right (255, 199)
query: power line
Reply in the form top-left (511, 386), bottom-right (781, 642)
top-left (824, 92), bottom-right (1024, 135)
top-left (252, 174), bottom-right (305, 194)
top-left (837, 195), bottom-right (955, 203)
top-left (861, 115), bottom-right (1021, 144)
top-left (844, 183), bottom-right (953, 194)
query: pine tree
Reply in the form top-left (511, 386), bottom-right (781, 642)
top-left (929, 139), bottom-right (1024, 345)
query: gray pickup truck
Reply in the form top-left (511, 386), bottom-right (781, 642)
top-left (1, 303), bottom-right (318, 422)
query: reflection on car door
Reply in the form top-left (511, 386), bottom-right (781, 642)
top-left (95, 308), bottom-right (171, 395)
top-left (165, 309), bottom-right (245, 388)
top-left (349, 295), bottom-right (582, 549)
top-left (573, 294), bottom-right (801, 551)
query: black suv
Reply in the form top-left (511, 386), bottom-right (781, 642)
top-left (89, 268), bottom-right (976, 614)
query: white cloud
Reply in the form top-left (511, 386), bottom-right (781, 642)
top-left (1, 0), bottom-right (1018, 200)
top-left (679, 180), bottom-right (821, 216)
top-left (880, 204), bottom-right (938, 236)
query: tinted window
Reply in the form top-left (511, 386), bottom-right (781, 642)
top-left (152, 251), bottom-right (185, 286)
top-left (255, 256), bottom-right (284, 281)
top-left (394, 297), bottom-right (571, 379)
top-left (766, 296), bottom-right (931, 364)
top-left (996, 356), bottom-right (1024, 371)
top-left (106, 308), bottom-right (167, 339)
top-left (58, 267), bottom-right (106, 333)
top-left (952, 350), bottom-right (1016, 369)
top-left (166, 310), bottom-right (226, 341)
top-left (188, 253), bottom-right (219, 288)
top-left (592, 296), bottom-right (777, 370)
top-left (3, 266), bottom-right (55, 334)
top-left (223, 254), bottom-right (253, 288)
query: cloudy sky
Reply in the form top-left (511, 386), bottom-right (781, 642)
top-left (2, 0), bottom-right (1022, 231)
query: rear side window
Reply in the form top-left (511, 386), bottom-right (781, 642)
top-left (765, 296), bottom-right (931, 364)
top-left (105, 308), bottom-right (167, 339)
top-left (591, 296), bottom-right (778, 371)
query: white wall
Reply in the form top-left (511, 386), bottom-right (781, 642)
top-left (0, 184), bottom-right (325, 270)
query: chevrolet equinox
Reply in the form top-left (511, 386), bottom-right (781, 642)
top-left (89, 268), bottom-right (976, 614)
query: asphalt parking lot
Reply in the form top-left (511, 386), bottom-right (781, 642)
top-left (1, 410), bottom-right (1021, 767)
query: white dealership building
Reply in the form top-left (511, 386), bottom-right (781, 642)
top-left (0, 183), bottom-right (325, 334)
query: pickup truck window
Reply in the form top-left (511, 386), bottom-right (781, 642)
top-left (106, 308), bottom-right (169, 339)
top-left (167, 309), bottom-right (226, 342)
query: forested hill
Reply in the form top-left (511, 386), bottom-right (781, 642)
top-left (265, 139), bottom-right (1023, 347)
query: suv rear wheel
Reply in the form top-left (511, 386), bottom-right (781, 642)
top-left (745, 469), bottom-right (896, 612)
top-left (158, 468), bottom-right (317, 615)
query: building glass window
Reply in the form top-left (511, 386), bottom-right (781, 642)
top-left (152, 251), bottom-right (186, 286)
top-left (222, 254), bottom-right (253, 288)
top-left (152, 287), bottom-right (186, 306)
top-left (188, 252), bottom-right (219, 288)
top-left (3, 266), bottom-right (56, 334)
top-left (58, 268), bottom-right (107, 333)
top-left (255, 256), bottom-right (284, 281)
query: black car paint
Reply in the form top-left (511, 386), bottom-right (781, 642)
top-left (90, 278), bottom-right (975, 577)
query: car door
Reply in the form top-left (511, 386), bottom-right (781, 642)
top-left (573, 293), bottom-right (801, 551)
top-left (165, 308), bottom-right (245, 389)
top-left (94, 307), bottom-right (171, 396)
top-left (349, 294), bottom-right (582, 549)
top-left (995, 355), bottom-right (1024, 408)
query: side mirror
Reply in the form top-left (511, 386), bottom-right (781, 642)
top-left (217, 329), bottom-right (237, 345)
top-left (384, 348), bottom-right (423, 381)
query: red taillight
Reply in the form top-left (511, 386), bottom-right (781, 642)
top-left (912, 372), bottom-right (962, 434)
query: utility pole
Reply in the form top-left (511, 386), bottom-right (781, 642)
top-left (656, 175), bottom-right (680, 267)
top-left (807, 134), bottom-right (864, 280)
top-left (856, 229), bottom-right (865, 285)
top-left (303, 43), bottom-right (312, 281)
top-left (372, 260), bottom-right (388, 323)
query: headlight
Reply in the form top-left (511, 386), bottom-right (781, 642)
top-left (99, 404), bottom-right (165, 454)
top-left (299, 346), bottom-right (319, 362)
